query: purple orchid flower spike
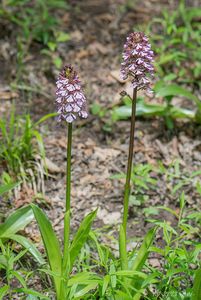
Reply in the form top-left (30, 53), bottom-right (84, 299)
top-left (121, 32), bottom-right (154, 93)
top-left (56, 65), bottom-right (88, 123)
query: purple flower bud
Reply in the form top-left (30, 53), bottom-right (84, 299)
top-left (120, 32), bottom-right (154, 92)
top-left (56, 65), bottom-right (88, 123)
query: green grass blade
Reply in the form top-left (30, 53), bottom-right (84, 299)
top-left (69, 210), bottom-right (97, 271)
top-left (126, 227), bottom-right (156, 298)
top-left (32, 130), bottom-right (45, 159)
top-left (31, 204), bottom-right (62, 297)
top-left (192, 268), bottom-right (201, 300)
top-left (8, 234), bottom-right (45, 264)
top-left (0, 206), bottom-right (34, 237)
top-left (131, 227), bottom-right (156, 271)
top-left (102, 275), bottom-right (110, 296)
top-left (34, 113), bottom-right (58, 127)
top-left (14, 288), bottom-right (50, 299)
top-left (114, 270), bottom-right (147, 278)
top-left (89, 231), bottom-right (106, 266)
top-left (73, 282), bottom-right (98, 298)
top-left (0, 182), bottom-right (20, 196)
top-left (0, 285), bottom-right (9, 299)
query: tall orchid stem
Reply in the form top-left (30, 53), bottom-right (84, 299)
top-left (66, 122), bottom-right (72, 212)
top-left (60, 123), bottom-right (72, 300)
top-left (122, 88), bottom-right (137, 237)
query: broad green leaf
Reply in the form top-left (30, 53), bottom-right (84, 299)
top-left (68, 272), bottom-right (100, 286)
top-left (131, 227), bottom-right (156, 271)
top-left (156, 84), bottom-right (201, 108)
top-left (0, 254), bottom-right (7, 267)
top-left (170, 106), bottom-right (195, 119)
top-left (0, 182), bottom-right (20, 196)
top-left (14, 288), bottom-right (49, 299)
top-left (69, 210), bottom-right (97, 271)
top-left (38, 268), bottom-right (62, 278)
top-left (133, 292), bottom-right (143, 300)
top-left (0, 285), bottom-right (9, 299)
top-left (136, 101), bottom-right (165, 116)
top-left (31, 204), bottom-right (62, 298)
top-left (113, 96), bottom-right (197, 122)
top-left (118, 278), bottom-right (135, 298)
top-left (156, 206), bottom-right (179, 218)
top-left (157, 52), bottom-right (180, 65)
top-left (73, 282), bottom-right (98, 298)
top-left (102, 275), bottom-right (110, 296)
top-left (6, 234), bottom-right (45, 264)
top-left (10, 270), bottom-right (27, 288)
top-left (114, 270), bottom-right (147, 278)
top-left (112, 101), bottom-right (165, 121)
top-left (192, 268), bottom-right (201, 300)
top-left (47, 42), bottom-right (57, 51)
top-left (53, 57), bottom-right (62, 69)
top-left (166, 268), bottom-right (187, 277)
top-left (0, 206), bottom-right (34, 237)
top-left (114, 289), bottom-right (133, 300)
top-left (56, 31), bottom-right (70, 42)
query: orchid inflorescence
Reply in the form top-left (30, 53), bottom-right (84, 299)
top-left (121, 32), bottom-right (154, 93)
top-left (56, 65), bottom-right (88, 123)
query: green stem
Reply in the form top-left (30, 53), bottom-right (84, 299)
top-left (122, 88), bottom-right (137, 237)
top-left (66, 122), bottom-right (72, 212)
top-left (60, 123), bottom-right (73, 300)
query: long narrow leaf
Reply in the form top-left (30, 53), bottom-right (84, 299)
top-left (156, 84), bottom-right (201, 109)
top-left (89, 231), bottom-right (106, 266)
top-left (69, 210), bottom-right (97, 271)
top-left (7, 234), bottom-right (45, 264)
top-left (127, 227), bottom-right (156, 298)
top-left (14, 288), bottom-right (50, 299)
top-left (131, 227), bottom-right (156, 271)
top-left (0, 182), bottom-right (20, 196)
top-left (0, 285), bottom-right (9, 299)
top-left (31, 204), bottom-right (62, 297)
top-left (73, 282), bottom-right (98, 298)
top-left (33, 113), bottom-right (58, 127)
top-left (0, 206), bottom-right (34, 237)
top-left (192, 268), bottom-right (201, 300)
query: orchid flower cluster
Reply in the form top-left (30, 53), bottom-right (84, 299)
top-left (121, 32), bottom-right (154, 93)
top-left (56, 65), bottom-right (88, 123)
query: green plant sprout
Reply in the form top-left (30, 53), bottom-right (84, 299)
top-left (0, 110), bottom-right (56, 192)
top-left (147, 1), bottom-right (201, 89)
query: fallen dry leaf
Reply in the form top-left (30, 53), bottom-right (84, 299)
top-left (44, 158), bottom-right (62, 173)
